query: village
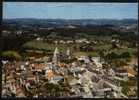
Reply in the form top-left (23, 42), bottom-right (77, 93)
top-left (1, 2), bottom-right (138, 98)
top-left (2, 46), bottom-right (137, 98)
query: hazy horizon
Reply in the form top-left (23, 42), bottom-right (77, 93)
top-left (3, 2), bottom-right (138, 20)
top-left (3, 18), bottom-right (138, 20)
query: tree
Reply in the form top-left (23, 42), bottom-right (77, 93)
top-left (2, 51), bottom-right (22, 61)
top-left (98, 50), bottom-right (105, 62)
top-left (105, 52), bottom-right (119, 60)
top-left (120, 52), bottom-right (131, 59)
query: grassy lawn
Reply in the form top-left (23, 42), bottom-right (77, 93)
top-left (73, 52), bottom-right (87, 57)
top-left (95, 44), bottom-right (112, 50)
top-left (126, 48), bottom-right (137, 54)
top-left (88, 52), bottom-right (99, 57)
top-left (23, 40), bottom-right (70, 51)
top-left (73, 51), bottom-right (99, 57)
top-left (111, 48), bottom-right (137, 55)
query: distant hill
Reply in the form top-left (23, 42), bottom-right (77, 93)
top-left (2, 18), bottom-right (137, 40)
top-left (2, 18), bottom-right (137, 27)
top-left (1, 18), bottom-right (138, 52)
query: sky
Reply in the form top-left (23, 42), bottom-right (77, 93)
top-left (3, 2), bottom-right (138, 19)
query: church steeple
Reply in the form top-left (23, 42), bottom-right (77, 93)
top-left (52, 47), bottom-right (59, 64)
top-left (66, 48), bottom-right (71, 59)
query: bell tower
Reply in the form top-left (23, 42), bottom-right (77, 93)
top-left (52, 47), bottom-right (59, 65)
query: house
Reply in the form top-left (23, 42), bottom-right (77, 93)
top-left (108, 68), bottom-right (115, 76)
top-left (54, 40), bottom-right (58, 44)
top-left (77, 56), bottom-right (90, 63)
top-left (36, 37), bottom-right (43, 41)
top-left (20, 65), bottom-right (26, 71)
top-left (35, 63), bottom-right (45, 72)
top-left (123, 66), bottom-right (137, 78)
top-left (115, 68), bottom-right (128, 80)
top-left (69, 78), bottom-right (81, 86)
top-left (2, 60), bottom-right (8, 65)
top-left (75, 39), bottom-right (87, 43)
top-left (66, 40), bottom-right (74, 44)
top-left (50, 76), bottom-right (64, 84)
top-left (2, 87), bottom-right (12, 97)
top-left (45, 70), bottom-right (55, 79)
top-left (91, 57), bottom-right (101, 63)
top-left (128, 86), bottom-right (137, 97)
top-left (59, 40), bottom-right (66, 44)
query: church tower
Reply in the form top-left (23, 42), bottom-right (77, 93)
top-left (52, 47), bottom-right (59, 65)
top-left (66, 48), bottom-right (71, 59)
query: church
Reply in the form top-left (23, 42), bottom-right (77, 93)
top-left (52, 47), bottom-right (72, 65)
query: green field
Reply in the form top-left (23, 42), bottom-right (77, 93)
top-left (22, 39), bottom-right (137, 58)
